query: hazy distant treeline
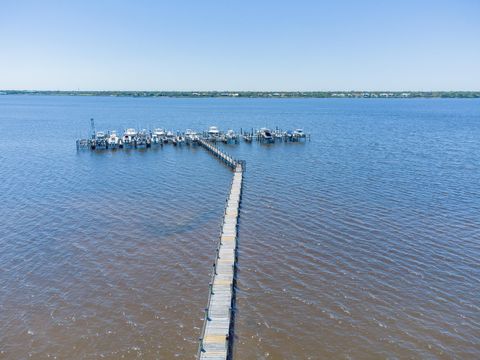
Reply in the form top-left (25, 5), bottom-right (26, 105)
top-left (1, 90), bottom-right (479, 98)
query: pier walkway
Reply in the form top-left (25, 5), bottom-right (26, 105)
top-left (198, 138), bottom-right (242, 170)
top-left (197, 139), bottom-right (244, 360)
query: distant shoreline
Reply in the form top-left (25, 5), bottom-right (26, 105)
top-left (1, 90), bottom-right (479, 98)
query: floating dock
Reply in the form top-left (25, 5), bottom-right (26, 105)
top-left (197, 139), bottom-right (244, 359)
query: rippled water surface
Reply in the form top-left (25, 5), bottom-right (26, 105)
top-left (0, 96), bottom-right (479, 359)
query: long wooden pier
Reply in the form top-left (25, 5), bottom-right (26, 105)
top-left (197, 139), bottom-right (245, 359)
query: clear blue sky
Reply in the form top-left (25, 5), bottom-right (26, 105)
top-left (1, 0), bottom-right (479, 91)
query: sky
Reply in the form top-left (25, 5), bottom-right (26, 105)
top-left (0, 0), bottom-right (479, 91)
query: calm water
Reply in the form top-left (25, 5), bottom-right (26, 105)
top-left (0, 96), bottom-right (479, 359)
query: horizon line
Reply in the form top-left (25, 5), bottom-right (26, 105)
top-left (2, 89), bottom-right (480, 93)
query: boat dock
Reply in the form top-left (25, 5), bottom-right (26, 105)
top-left (75, 120), bottom-right (309, 151)
top-left (197, 138), bottom-right (244, 359)
top-left (74, 121), bottom-right (309, 359)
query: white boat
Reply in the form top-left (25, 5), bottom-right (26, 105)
top-left (152, 128), bottom-right (165, 144)
top-left (166, 130), bottom-right (175, 143)
top-left (176, 135), bottom-right (185, 145)
top-left (208, 126), bottom-right (220, 140)
top-left (185, 129), bottom-right (199, 143)
top-left (94, 131), bottom-right (108, 148)
top-left (224, 129), bottom-right (237, 143)
top-left (259, 128), bottom-right (274, 143)
top-left (293, 128), bottom-right (306, 138)
top-left (107, 131), bottom-right (121, 148)
top-left (123, 128), bottom-right (137, 145)
top-left (172, 133), bottom-right (184, 146)
top-left (136, 129), bottom-right (150, 147)
top-left (243, 133), bottom-right (253, 143)
top-left (273, 129), bottom-right (284, 139)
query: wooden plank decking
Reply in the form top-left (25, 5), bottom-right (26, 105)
top-left (197, 139), bottom-right (244, 360)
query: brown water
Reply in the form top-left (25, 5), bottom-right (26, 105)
top-left (0, 96), bottom-right (479, 359)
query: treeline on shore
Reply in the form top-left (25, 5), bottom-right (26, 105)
top-left (1, 90), bottom-right (479, 98)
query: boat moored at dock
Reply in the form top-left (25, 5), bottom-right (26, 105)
top-left (273, 128), bottom-right (284, 139)
top-left (93, 131), bottom-right (108, 149)
top-left (107, 131), bottom-right (122, 149)
top-left (293, 128), bottom-right (306, 140)
top-left (165, 130), bottom-right (175, 143)
top-left (185, 129), bottom-right (200, 144)
top-left (243, 133), bottom-right (253, 143)
top-left (151, 128), bottom-right (165, 145)
top-left (259, 128), bottom-right (274, 143)
top-left (174, 133), bottom-right (185, 146)
top-left (135, 129), bottom-right (151, 148)
top-left (207, 126), bottom-right (220, 141)
top-left (223, 129), bottom-right (239, 144)
top-left (123, 128), bottom-right (137, 147)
